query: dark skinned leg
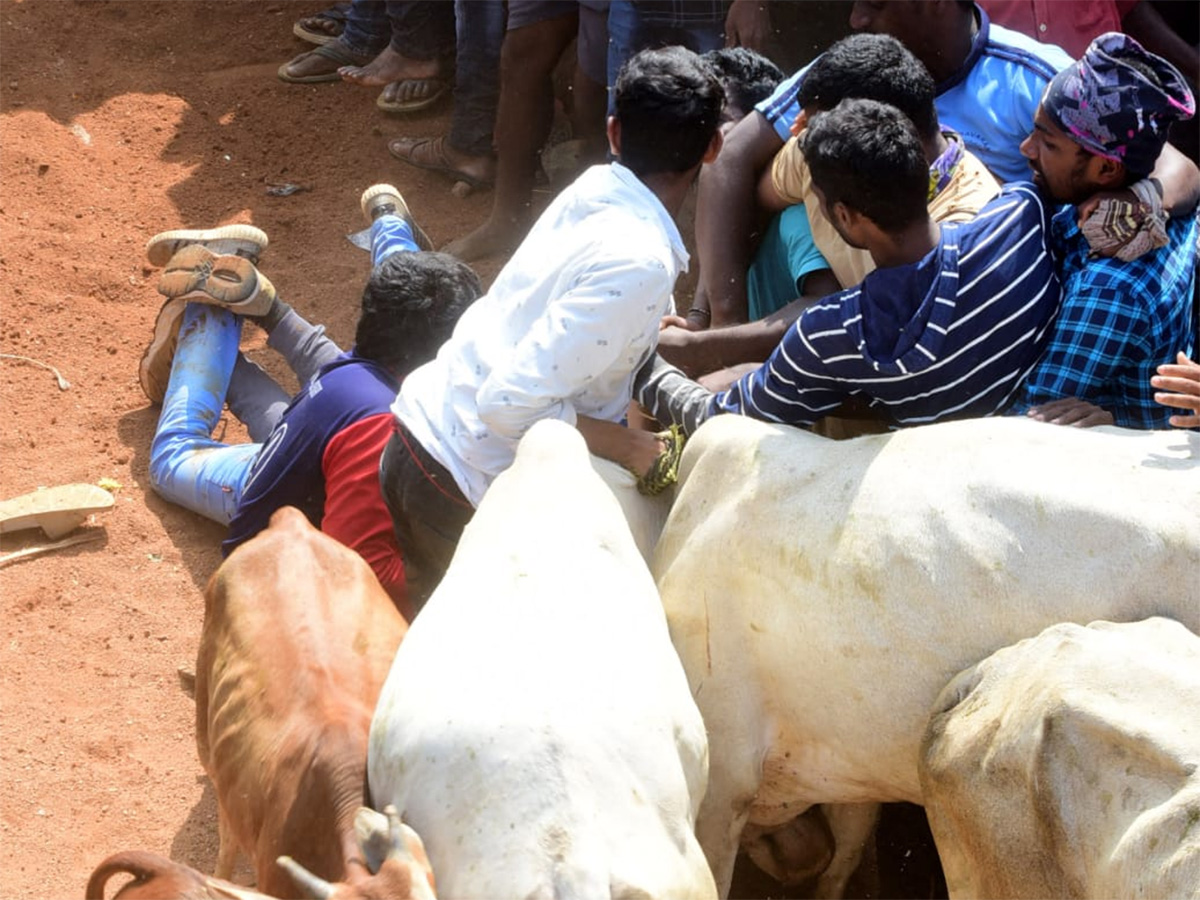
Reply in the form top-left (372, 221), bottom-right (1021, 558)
top-left (443, 13), bottom-right (578, 262)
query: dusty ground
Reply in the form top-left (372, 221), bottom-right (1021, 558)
top-left (1, 3), bottom-right (501, 896)
top-left (1, 3), bottom-right (940, 899)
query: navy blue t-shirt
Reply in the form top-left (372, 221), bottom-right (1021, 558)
top-left (223, 351), bottom-right (399, 557)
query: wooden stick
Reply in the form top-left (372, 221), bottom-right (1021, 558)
top-left (0, 531), bottom-right (102, 568)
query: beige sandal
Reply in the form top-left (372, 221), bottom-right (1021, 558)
top-left (0, 483), bottom-right (114, 539)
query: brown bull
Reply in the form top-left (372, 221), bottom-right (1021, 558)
top-left (195, 507), bottom-right (420, 898)
top-left (86, 850), bottom-right (268, 899)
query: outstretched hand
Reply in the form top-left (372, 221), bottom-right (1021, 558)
top-left (1151, 352), bottom-right (1200, 428)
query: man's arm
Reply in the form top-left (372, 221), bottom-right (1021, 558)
top-left (1149, 143), bottom-right (1200, 218)
top-left (575, 415), bottom-right (666, 477)
top-left (658, 270), bottom-right (841, 377)
top-left (1078, 144), bottom-right (1200, 248)
top-left (694, 111), bottom-right (785, 328)
top-left (724, 0), bottom-right (771, 50)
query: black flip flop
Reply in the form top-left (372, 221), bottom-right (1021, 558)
top-left (293, 3), bottom-right (351, 46)
top-left (277, 41), bottom-right (371, 84)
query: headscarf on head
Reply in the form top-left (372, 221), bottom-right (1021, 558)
top-left (1043, 32), bottom-right (1195, 180)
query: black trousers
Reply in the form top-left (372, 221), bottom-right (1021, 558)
top-left (379, 421), bottom-right (475, 612)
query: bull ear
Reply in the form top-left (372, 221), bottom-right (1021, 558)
top-left (353, 806), bottom-right (391, 873)
top-left (385, 805), bottom-right (425, 864)
top-left (276, 855), bottom-right (334, 899)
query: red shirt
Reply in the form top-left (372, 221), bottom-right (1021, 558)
top-left (980, 0), bottom-right (1139, 58)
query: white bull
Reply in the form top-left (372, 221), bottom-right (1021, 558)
top-left (652, 415), bottom-right (1200, 897)
top-left (367, 419), bottom-right (716, 900)
top-left (921, 616), bottom-right (1200, 899)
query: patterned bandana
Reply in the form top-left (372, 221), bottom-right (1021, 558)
top-left (1043, 32), bottom-right (1195, 178)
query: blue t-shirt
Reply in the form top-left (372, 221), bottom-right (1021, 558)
top-left (756, 4), bottom-right (1072, 184)
top-left (747, 205), bottom-right (832, 321)
top-left (712, 183), bottom-right (1062, 427)
top-left (1011, 211), bottom-right (1198, 428)
top-left (223, 351), bottom-right (400, 556)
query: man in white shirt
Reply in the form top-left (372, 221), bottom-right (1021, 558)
top-left (379, 46), bottom-right (725, 605)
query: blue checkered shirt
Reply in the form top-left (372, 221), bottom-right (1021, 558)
top-left (1011, 208), bottom-right (1198, 429)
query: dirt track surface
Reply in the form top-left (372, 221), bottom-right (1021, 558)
top-left (2, 4), bottom-right (916, 899)
top-left (0, 3), bottom-right (502, 896)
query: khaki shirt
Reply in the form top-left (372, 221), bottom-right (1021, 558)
top-left (770, 131), bottom-right (1002, 288)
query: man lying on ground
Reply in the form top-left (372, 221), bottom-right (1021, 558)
top-left (141, 187), bottom-right (479, 618)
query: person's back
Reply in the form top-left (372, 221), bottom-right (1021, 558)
top-left (397, 161), bottom-right (686, 504)
top-left (733, 181), bottom-right (1059, 427)
top-left (382, 45), bottom-right (726, 604)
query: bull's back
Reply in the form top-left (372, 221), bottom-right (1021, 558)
top-left (370, 421), bottom-right (714, 898)
top-left (922, 617), bottom-right (1200, 899)
top-left (656, 417), bottom-right (1200, 801)
top-left (195, 507), bottom-right (407, 876)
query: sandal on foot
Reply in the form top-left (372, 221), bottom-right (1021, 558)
top-left (293, 2), bottom-right (351, 46)
top-left (388, 136), bottom-right (495, 189)
top-left (278, 41), bottom-right (372, 83)
top-left (375, 78), bottom-right (451, 114)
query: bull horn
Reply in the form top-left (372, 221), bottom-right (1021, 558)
top-left (277, 855), bottom-right (334, 899)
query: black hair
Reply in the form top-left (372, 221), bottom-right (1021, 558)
top-left (797, 33), bottom-right (939, 139)
top-left (613, 46), bottom-right (725, 177)
top-left (355, 251), bottom-right (481, 376)
top-left (801, 98), bottom-right (930, 231)
top-left (702, 46), bottom-right (785, 116)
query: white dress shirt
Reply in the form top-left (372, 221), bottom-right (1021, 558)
top-left (394, 162), bottom-right (689, 506)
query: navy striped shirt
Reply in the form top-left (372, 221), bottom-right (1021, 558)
top-left (711, 183), bottom-right (1061, 428)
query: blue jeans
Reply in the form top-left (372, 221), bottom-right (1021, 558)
top-left (449, 0), bottom-right (506, 157)
top-left (148, 216), bottom-right (419, 525)
top-left (342, 0), bottom-right (455, 61)
top-left (605, 0), bottom-right (724, 113)
top-left (340, 0), bottom-right (390, 58)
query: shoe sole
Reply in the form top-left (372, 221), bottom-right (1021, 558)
top-left (292, 22), bottom-right (341, 46)
top-left (360, 184), bottom-right (433, 251)
top-left (146, 224), bottom-right (269, 267)
top-left (158, 246), bottom-right (277, 318)
top-left (138, 297), bottom-right (187, 405)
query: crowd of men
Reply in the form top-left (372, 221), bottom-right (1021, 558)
top-left (137, 1), bottom-right (1198, 617)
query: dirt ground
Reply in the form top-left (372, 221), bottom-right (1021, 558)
top-left (1, 3), bottom-right (925, 899)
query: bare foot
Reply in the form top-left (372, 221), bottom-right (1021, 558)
top-left (338, 44), bottom-right (441, 87)
top-left (442, 216), bottom-right (527, 262)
